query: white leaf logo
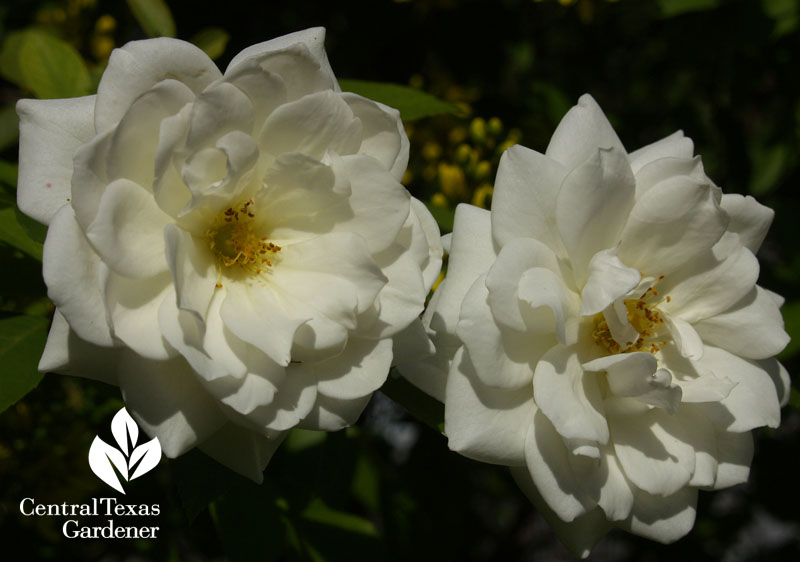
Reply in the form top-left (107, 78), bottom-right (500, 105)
top-left (88, 408), bottom-right (162, 494)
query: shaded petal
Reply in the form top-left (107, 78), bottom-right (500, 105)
top-left (444, 348), bottom-right (532, 466)
top-left (119, 352), bottom-right (227, 457)
top-left (96, 38), bottom-right (220, 133)
top-left (39, 310), bottom-right (119, 385)
top-left (662, 312), bottom-right (704, 361)
top-left (365, 251), bottom-right (426, 338)
top-left (522, 408), bottom-right (597, 522)
top-left (199, 424), bottom-right (287, 484)
top-left (533, 343), bottom-right (609, 445)
top-left (225, 27), bottom-right (337, 92)
top-left (342, 92), bottom-right (408, 180)
top-left (409, 197), bottom-right (444, 292)
top-left (579, 248), bottom-right (642, 316)
top-left (17, 96), bottom-right (96, 225)
top-left (555, 147), bottom-right (635, 284)
top-left (694, 345), bottom-right (782, 431)
top-left (164, 224), bottom-right (217, 320)
top-left (244, 364), bottom-right (318, 431)
top-left (720, 193), bottom-right (774, 253)
top-left (457, 275), bottom-right (545, 389)
top-left (314, 337), bottom-right (392, 400)
top-left (632, 155), bottom-right (706, 199)
top-left (43, 205), bottom-right (113, 346)
top-left (694, 286), bottom-right (789, 360)
top-left (104, 270), bottom-right (175, 360)
top-left (546, 94), bottom-right (626, 171)
top-left (627, 130), bottom-right (694, 174)
top-left (711, 429), bottom-right (753, 489)
top-left (618, 177), bottom-right (728, 276)
top-left (491, 144), bottom-right (568, 254)
top-left (608, 407), bottom-right (696, 496)
top-left (184, 82), bottom-right (254, 152)
top-left (621, 487), bottom-right (697, 544)
top-left (296, 393), bottom-right (372, 431)
top-left (86, 178), bottom-right (172, 279)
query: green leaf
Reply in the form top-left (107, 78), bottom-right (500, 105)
top-left (3, 29), bottom-right (91, 99)
top-left (0, 104), bottom-right (19, 153)
top-left (191, 27), bottom-right (230, 60)
top-left (338, 79), bottom-right (459, 122)
top-left (762, 0), bottom-right (799, 37)
top-left (380, 372), bottom-right (444, 433)
top-left (126, 0), bottom-right (176, 38)
top-left (300, 498), bottom-right (379, 537)
top-left (749, 144), bottom-right (789, 196)
top-left (285, 428), bottom-right (327, 453)
top-left (425, 201), bottom-right (455, 234)
top-left (658, 0), bottom-right (720, 17)
top-left (0, 315), bottom-right (49, 413)
top-left (0, 159), bottom-right (18, 189)
top-left (0, 206), bottom-right (44, 260)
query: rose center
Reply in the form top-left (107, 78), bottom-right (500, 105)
top-left (591, 283), bottom-right (669, 355)
top-left (207, 200), bottom-right (280, 281)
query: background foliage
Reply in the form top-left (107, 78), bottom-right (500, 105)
top-left (0, 0), bottom-right (798, 560)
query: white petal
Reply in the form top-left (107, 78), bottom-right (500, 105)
top-left (694, 345), bottom-right (782, 431)
top-left (367, 251), bottom-right (426, 338)
top-left (485, 236), bottom-right (563, 332)
top-left (444, 348), bottom-right (533, 466)
top-left (164, 224), bottom-right (217, 320)
top-left (579, 248), bottom-right (642, 316)
top-left (546, 94), bottom-right (626, 171)
top-left (720, 193), bottom-right (774, 253)
top-left (661, 242), bottom-right (759, 324)
top-left (517, 268), bottom-right (576, 345)
top-left (244, 364), bottom-right (318, 431)
top-left (712, 429), bottom-right (753, 489)
top-left (16, 96), bottom-right (96, 225)
top-left (522, 408), bottom-right (597, 522)
top-left (427, 205), bottom-right (495, 338)
top-left (621, 487), bottom-right (697, 544)
top-left (511, 466), bottom-right (611, 559)
top-left (491, 144), bottom-right (568, 253)
top-left (119, 352), bottom-right (228, 457)
top-left (96, 38), bottom-right (220, 133)
top-left (221, 282), bottom-right (309, 367)
top-left (618, 176), bottom-right (728, 276)
top-left (342, 92), bottom-right (408, 180)
top-left (43, 205), bottom-right (113, 346)
top-left (314, 337), bottom-right (392, 400)
top-left (533, 343), bottom-right (609, 445)
top-left (39, 310), bottom-right (119, 385)
top-left (86, 179), bottom-right (171, 279)
top-left (297, 393), bottom-right (372, 431)
top-left (457, 275), bottom-right (544, 389)
top-left (259, 90), bottom-right (361, 159)
top-left (632, 155), bottom-right (706, 199)
top-left (608, 407), bottom-right (696, 496)
top-left (70, 128), bottom-right (114, 231)
top-left (583, 353), bottom-right (682, 413)
top-left (662, 312), bottom-right (704, 361)
top-left (627, 130), bottom-right (694, 174)
top-left (199, 424), bottom-right (287, 484)
top-left (184, 81), bottom-right (254, 152)
top-left (106, 79), bottom-right (195, 188)
top-left (676, 373), bottom-right (736, 403)
top-left (694, 286), bottom-right (789, 360)
top-left (104, 270), bottom-right (176, 360)
top-left (555, 147), bottom-right (635, 284)
top-left (225, 27), bottom-right (337, 92)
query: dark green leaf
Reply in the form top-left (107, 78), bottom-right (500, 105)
top-left (0, 159), bottom-right (18, 189)
top-left (301, 498), bottom-right (378, 537)
top-left (338, 79), bottom-right (459, 122)
top-left (126, 0), bottom-right (176, 38)
top-left (778, 300), bottom-right (800, 360)
top-left (658, 0), bottom-right (720, 17)
top-left (0, 104), bottom-right (19, 153)
top-left (425, 201), bottom-right (455, 234)
top-left (380, 373), bottom-right (444, 433)
top-left (0, 314), bottom-right (49, 413)
top-left (191, 27), bottom-right (230, 60)
top-left (0, 206), bottom-right (44, 260)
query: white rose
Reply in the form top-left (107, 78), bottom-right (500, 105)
top-left (404, 94), bottom-right (790, 556)
top-left (18, 28), bottom-right (442, 482)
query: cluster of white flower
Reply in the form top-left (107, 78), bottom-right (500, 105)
top-left (18, 29), bottom-right (789, 555)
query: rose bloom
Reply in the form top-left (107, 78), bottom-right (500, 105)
top-left (18, 28), bottom-right (441, 481)
top-left (404, 95), bottom-right (790, 555)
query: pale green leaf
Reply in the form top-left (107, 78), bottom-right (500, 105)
top-left (0, 29), bottom-right (90, 99)
top-left (191, 27), bottom-right (230, 60)
top-left (0, 315), bottom-right (49, 413)
top-left (338, 79), bottom-right (459, 122)
top-left (126, 0), bottom-right (176, 38)
top-left (0, 206), bottom-right (44, 260)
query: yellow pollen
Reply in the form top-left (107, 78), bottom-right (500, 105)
top-left (206, 200), bottom-right (280, 284)
top-left (592, 285), bottom-right (670, 355)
